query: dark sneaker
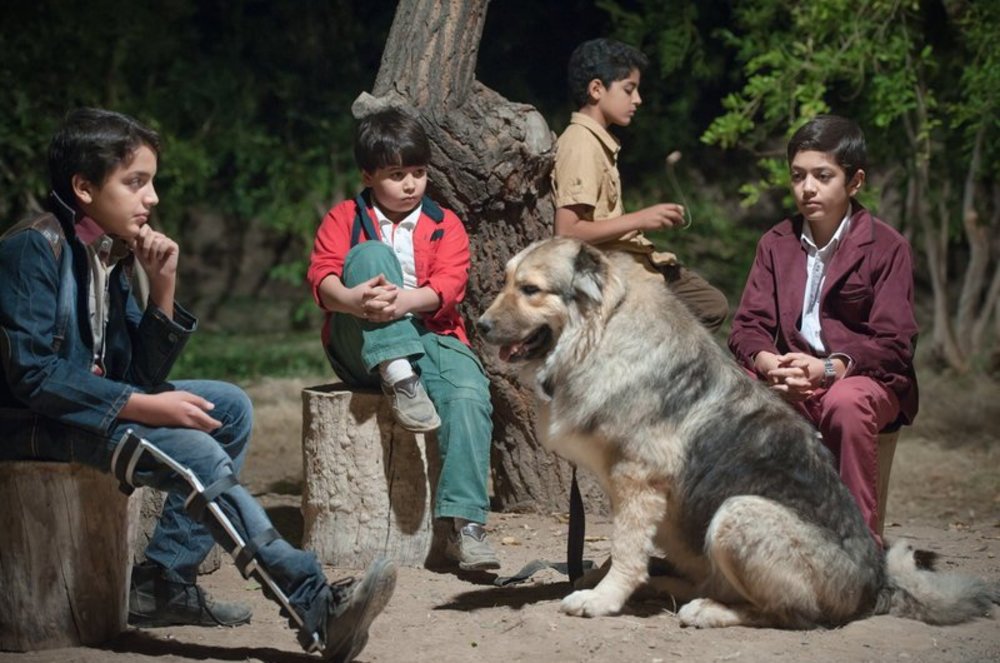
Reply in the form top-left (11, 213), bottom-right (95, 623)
top-left (298, 558), bottom-right (397, 662)
top-left (445, 522), bottom-right (501, 571)
top-left (381, 374), bottom-right (441, 432)
top-left (128, 562), bottom-right (252, 627)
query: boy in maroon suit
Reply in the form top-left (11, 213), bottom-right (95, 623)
top-left (729, 115), bottom-right (918, 548)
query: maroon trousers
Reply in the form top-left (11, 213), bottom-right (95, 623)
top-left (792, 376), bottom-right (900, 548)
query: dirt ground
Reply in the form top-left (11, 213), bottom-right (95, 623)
top-left (2, 376), bottom-right (998, 663)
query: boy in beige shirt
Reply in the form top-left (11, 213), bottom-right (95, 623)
top-left (552, 38), bottom-right (728, 331)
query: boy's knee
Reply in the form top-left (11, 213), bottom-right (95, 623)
top-left (212, 382), bottom-right (254, 438)
top-left (665, 267), bottom-right (729, 332)
top-left (696, 293), bottom-right (729, 333)
top-left (821, 382), bottom-right (882, 430)
top-left (343, 241), bottom-right (401, 287)
top-left (214, 381), bottom-right (252, 412)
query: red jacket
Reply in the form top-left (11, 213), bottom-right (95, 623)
top-left (728, 204), bottom-right (919, 425)
top-left (307, 190), bottom-right (471, 345)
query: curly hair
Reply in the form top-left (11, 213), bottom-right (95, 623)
top-left (567, 38), bottom-right (648, 109)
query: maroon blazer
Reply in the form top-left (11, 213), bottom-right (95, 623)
top-left (728, 204), bottom-right (919, 425)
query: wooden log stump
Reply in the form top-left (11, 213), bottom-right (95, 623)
top-left (0, 461), bottom-right (140, 651)
top-left (131, 488), bottom-right (223, 575)
top-left (876, 430), bottom-right (900, 537)
top-left (301, 384), bottom-right (445, 568)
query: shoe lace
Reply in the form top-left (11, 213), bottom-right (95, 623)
top-left (185, 583), bottom-right (231, 627)
top-left (328, 575), bottom-right (358, 607)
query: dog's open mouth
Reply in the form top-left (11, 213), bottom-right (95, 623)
top-left (498, 325), bottom-right (552, 362)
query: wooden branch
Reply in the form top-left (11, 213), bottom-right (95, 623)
top-left (956, 126), bottom-right (988, 349)
top-left (972, 182), bottom-right (1000, 354)
top-left (372, 0), bottom-right (489, 108)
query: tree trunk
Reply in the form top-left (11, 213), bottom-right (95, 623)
top-left (905, 94), bottom-right (967, 371)
top-left (351, 0), bottom-right (579, 512)
top-left (956, 126), bottom-right (988, 351)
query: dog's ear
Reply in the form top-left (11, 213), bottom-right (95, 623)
top-left (571, 242), bottom-right (609, 308)
top-left (913, 549), bottom-right (939, 571)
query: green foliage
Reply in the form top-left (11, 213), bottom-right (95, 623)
top-left (170, 329), bottom-right (329, 383)
top-left (596, 1), bottom-right (744, 173)
top-left (694, 0), bottom-right (1000, 368)
top-left (949, 1), bottom-right (1000, 179)
top-left (698, 0), bottom-right (997, 227)
top-left (0, 1), bottom-right (396, 348)
top-left (0, 0), bottom-right (385, 263)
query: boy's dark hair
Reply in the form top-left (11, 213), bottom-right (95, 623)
top-left (787, 114), bottom-right (867, 180)
top-left (354, 108), bottom-right (431, 173)
top-left (567, 38), bottom-right (648, 109)
top-left (48, 108), bottom-right (160, 205)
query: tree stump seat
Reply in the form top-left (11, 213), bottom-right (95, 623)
top-left (0, 461), bottom-right (141, 651)
top-left (875, 429), bottom-right (901, 537)
top-left (300, 383), bottom-right (446, 568)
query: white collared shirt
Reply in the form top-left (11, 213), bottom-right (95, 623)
top-left (799, 212), bottom-right (852, 352)
top-left (372, 202), bottom-right (419, 290)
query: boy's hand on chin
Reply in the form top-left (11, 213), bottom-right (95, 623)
top-left (131, 224), bottom-right (179, 282)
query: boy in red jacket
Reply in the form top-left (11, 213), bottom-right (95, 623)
top-left (307, 108), bottom-right (498, 571)
top-left (729, 115), bottom-right (919, 548)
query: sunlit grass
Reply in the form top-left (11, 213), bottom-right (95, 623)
top-left (169, 329), bottom-right (330, 382)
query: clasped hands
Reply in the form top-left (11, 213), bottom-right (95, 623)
top-left (754, 351), bottom-right (828, 402)
top-left (355, 274), bottom-right (409, 323)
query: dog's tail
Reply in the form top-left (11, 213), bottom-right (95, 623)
top-left (874, 540), bottom-right (1000, 625)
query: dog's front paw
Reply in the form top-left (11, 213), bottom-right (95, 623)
top-left (677, 598), bottom-right (741, 628)
top-left (560, 589), bottom-right (623, 617)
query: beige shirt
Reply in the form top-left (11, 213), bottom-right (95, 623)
top-left (552, 112), bottom-right (676, 266)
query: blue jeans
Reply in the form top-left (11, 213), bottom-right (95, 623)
top-left (0, 380), bottom-right (325, 617)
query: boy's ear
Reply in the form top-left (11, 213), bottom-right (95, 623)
top-left (848, 169), bottom-right (865, 196)
top-left (586, 78), bottom-right (605, 104)
top-left (360, 170), bottom-right (374, 187)
top-left (71, 173), bottom-right (95, 205)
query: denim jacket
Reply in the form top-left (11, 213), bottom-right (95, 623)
top-left (0, 193), bottom-right (196, 434)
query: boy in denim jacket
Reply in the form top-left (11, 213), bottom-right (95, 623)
top-left (0, 108), bottom-right (394, 661)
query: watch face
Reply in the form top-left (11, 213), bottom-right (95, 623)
top-left (823, 358), bottom-right (836, 386)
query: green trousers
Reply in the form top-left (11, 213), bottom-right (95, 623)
top-left (324, 241), bottom-right (493, 524)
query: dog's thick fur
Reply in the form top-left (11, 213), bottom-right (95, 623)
top-left (477, 237), bottom-right (998, 628)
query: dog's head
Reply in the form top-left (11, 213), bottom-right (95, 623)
top-left (477, 237), bottom-right (622, 363)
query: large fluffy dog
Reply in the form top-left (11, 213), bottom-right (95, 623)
top-left (477, 237), bottom-right (997, 628)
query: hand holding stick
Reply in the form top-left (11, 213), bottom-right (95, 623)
top-left (666, 151), bottom-right (693, 230)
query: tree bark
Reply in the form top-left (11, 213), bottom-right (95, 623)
top-left (352, 0), bottom-right (581, 512)
top-left (0, 462), bottom-right (140, 651)
top-left (300, 384), bottom-right (444, 567)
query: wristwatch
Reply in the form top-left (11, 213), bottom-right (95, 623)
top-left (821, 357), bottom-right (836, 388)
